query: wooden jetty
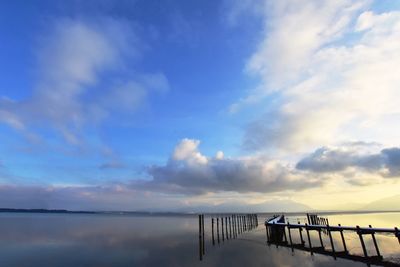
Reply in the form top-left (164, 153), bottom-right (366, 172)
top-left (265, 214), bottom-right (400, 266)
top-left (198, 213), bottom-right (258, 261)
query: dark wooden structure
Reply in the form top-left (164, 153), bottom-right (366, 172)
top-left (265, 214), bottom-right (400, 266)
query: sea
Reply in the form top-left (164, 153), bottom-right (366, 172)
top-left (0, 211), bottom-right (399, 266)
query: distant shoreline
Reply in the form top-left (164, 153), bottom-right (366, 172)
top-left (0, 208), bottom-right (192, 216)
top-left (0, 208), bottom-right (96, 214)
top-left (1, 208), bottom-right (399, 216)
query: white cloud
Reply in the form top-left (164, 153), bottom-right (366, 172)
top-left (215, 151), bottom-right (224, 160)
top-left (240, 1), bottom-right (400, 152)
top-left (0, 18), bottom-right (168, 145)
top-left (140, 138), bottom-right (323, 195)
top-left (172, 139), bottom-right (208, 165)
top-left (246, 0), bottom-right (368, 90)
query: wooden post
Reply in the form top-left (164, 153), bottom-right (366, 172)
top-left (327, 224), bottom-right (336, 257)
top-left (229, 217), bottom-right (232, 239)
top-left (357, 225), bottom-right (368, 258)
top-left (307, 213), bottom-right (310, 224)
top-left (238, 215), bottom-right (241, 234)
top-left (318, 229), bottom-right (324, 248)
top-left (338, 224), bottom-right (347, 253)
top-left (282, 225), bottom-right (288, 243)
top-left (250, 214), bottom-right (252, 229)
top-left (212, 217), bottom-right (215, 245)
top-left (225, 217), bottom-right (228, 240)
top-left (233, 215), bottom-right (236, 238)
top-left (217, 217), bottom-right (220, 244)
top-left (395, 227), bottom-right (400, 244)
top-left (298, 223), bottom-right (305, 245)
top-left (202, 215), bottom-right (205, 255)
top-left (249, 214), bottom-right (251, 229)
top-left (235, 215), bottom-right (237, 237)
top-left (236, 215), bottom-right (239, 236)
top-left (199, 215), bottom-right (202, 261)
top-left (273, 222), bottom-right (278, 248)
top-left (287, 222), bottom-right (293, 252)
top-left (369, 225), bottom-right (381, 258)
top-left (305, 223), bottom-right (313, 253)
top-left (222, 216), bottom-right (225, 241)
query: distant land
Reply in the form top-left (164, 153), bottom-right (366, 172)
top-left (0, 208), bottom-right (193, 216)
top-left (173, 200), bottom-right (312, 214)
top-left (0, 208), bottom-right (96, 214)
top-left (1, 194), bottom-right (399, 214)
top-left (361, 194), bottom-right (400, 211)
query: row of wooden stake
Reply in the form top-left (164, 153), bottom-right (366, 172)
top-left (199, 214), bottom-right (258, 260)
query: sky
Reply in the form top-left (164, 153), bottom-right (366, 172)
top-left (1, 0), bottom-right (400, 212)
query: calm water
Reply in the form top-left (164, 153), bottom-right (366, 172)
top-left (0, 212), bottom-right (399, 266)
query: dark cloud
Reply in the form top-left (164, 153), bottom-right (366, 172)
top-left (144, 158), bottom-right (322, 195)
top-left (296, 145), bottom-right (400, 178)
top-left (381, 148), bottom-right (400, 176)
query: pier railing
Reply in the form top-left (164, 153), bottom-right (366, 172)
top-left (265, 215), bottom-right (400, 266)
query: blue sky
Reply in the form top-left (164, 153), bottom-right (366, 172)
top-left (1, 0), bottom-right (400, 211)
top-left (0, 0), bottom-right (258, 179)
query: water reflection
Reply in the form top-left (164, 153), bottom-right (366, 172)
top-left (0, 212), bottom-right (398, 266)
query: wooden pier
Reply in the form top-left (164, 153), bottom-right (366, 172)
top-left (265, 215), bottom-right (400, 266)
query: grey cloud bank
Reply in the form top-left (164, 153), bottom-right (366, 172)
top-left (140, 139), bottom-right (323, 195)
top-left (297, 145), bottom-right (400, 178)
top-left (2, 139), bottom-right (400, 211)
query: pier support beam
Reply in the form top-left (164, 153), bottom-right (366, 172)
top-left (357, 226), bottom-right (368, 258)
top-left (199, 215), bottom-right (203, 260)
top-left (338, 224), bottom-right (347, 253)
top-left (305, 224), bottom-right (313, 254)
top-left (202, 215), bottom-right (205, 255)
top-left (298, 223), bottom-right (305, 245)
top-left (217, 218), bottom-right (220, 244)
top-left (212, 217), bottom-right (215, 245)
top-left (369, 225), bottom-right (381, 259)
